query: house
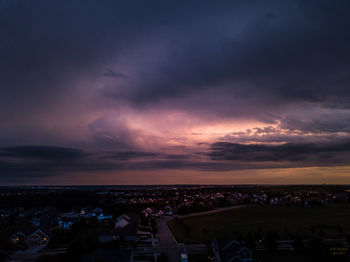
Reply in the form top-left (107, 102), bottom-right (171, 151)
top-left (99, 222), bottom-right (138, 243)
top-left (97, 213), bottom-right (113, 222)
top-left (113, 213), bottom-right (139, 241)
top-left (58, 219), bottom-right (73, 229)
top-left (57, 212), bottom-right (80, 230)
top-left (0, 209), bottom-right (11, 218)
top-left (111, 221), bottom-right (138, 242)
top-left (59, 211), bottom-right (80, 218)
top-left (138, 224), bottom-right (152, 232)
top-left (180, 253), bottom-right (188, 262)
top-left (212, 238), bottom-right (252, 262)
top-left (19, 209), bottom-right (34, 218)
top-left (142, 207), bottom-right (159, 218)
top-left (10, 228), bottom-right (50, 249)
top-left (32, 214), bottom-right (50, 227)
top-left (79, 206), bottom-right (92, 216)
top-left (137, 224), bottom-right (157, 246)
top-left (86, 207), bottom-right (104, 218)
top-left (27, 229), bottom-right (49, 248)
top-left (137, 228), bottom-right (152, 240)
top-left (57, 217), bottom-right (79, 230)
top-left (9, 232), bottom-right (27, 248)
top-left (115, 214), bottom-right (132, 228)
top-left (164, 205), bottom-right (173, 216)
top-left (99, 213), bottom-right (139, 243)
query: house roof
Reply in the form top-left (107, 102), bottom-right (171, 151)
top-left (115, 213), bottom-right (139, 227)
top-left (215, 238), bottom-right (252, 262)
top-left (14, 227), bottom-right (51, 242)
top-left (27, 229), bottom-right (49, 240)
top-left (58, 217), bottom-right (80, 223)
top-left (16, 226), bottom-right (39, 237)
top-left (115, 218), bottom-right (130, 228)
top-left (93, 207), bottom-right (103, 213)
top-left (111, 220), bottom-right (138, 237)
top-left (10, 232), bottom-right (27, 242)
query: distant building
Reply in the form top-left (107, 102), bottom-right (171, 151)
top-left (164, 205), bottom-right (173, 216)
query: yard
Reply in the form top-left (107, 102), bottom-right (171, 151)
top-left (167, 204), bottom-right (350, 243)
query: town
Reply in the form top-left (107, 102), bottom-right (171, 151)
top-left (0, 185), bottom-right (350, 262)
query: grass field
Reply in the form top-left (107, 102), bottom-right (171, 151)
top-left (167, 204), bottom-right (350, 243)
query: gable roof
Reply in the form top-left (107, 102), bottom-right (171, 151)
top-left (16, 226), bottom-right (51, 238)
top-left (27, 229), bottom-right (50, 240)
top-left (115, 217), bottom-right (130, 228)
top-left (16, 226), bottom-right (39, 237)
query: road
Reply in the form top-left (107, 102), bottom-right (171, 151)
top-left (156, 217), bottom-right (182, 262)
top-left (157, 217), bottom-right (178, 246)
top-left (177, 205), bottom-right (245, 219)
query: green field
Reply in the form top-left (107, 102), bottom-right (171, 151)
top-left (167, 204), bottom-right (350, 243)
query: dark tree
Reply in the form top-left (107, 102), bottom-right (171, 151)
top-left (66, 241), bottom-right (86, 262)
top-left (158, 253), bottom-right (169, 262)
top-left (245, 233), bottom-right (255, 251)
top-left (293, 234), bottom-right (304, 250)
top-left (264, 231), bottom-right (277, 251)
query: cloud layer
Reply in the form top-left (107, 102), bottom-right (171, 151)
top-left (1, 0), bottom-right (350, 184)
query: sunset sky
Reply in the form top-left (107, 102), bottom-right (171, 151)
top-left (1, 0), bottom-right (350, 185)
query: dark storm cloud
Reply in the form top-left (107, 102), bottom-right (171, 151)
top-left (1, 0), bottom-right (350, 120)
top-left (0, 146), bottom-right (86, 160)
top-left (0, 145), bottom-right (163, 179)
top-left (103, 69), bottom-right (128, 79)
top-left (2, 0), bottom-right (350, 184)
top-left (100, 0), bottom-right (350, 109)
top-left (209, 142), bottom-right (350, 164)
top-left (98, 151), bottom-right (160, 161)
top-left (0, 0), bottom-right (179, 126)
top-left (2, 0), bottom-right (350, 109)
top-left (0, 145), bottom-right (161, 163)
top-left (0, 144), bottom-right (276, 182)
top-left (0, 144), bottom-right (239, 183)
top-left (280, 110), bottom-right (350, 133)
top-left (2, 139), bottom-right (350, 182)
